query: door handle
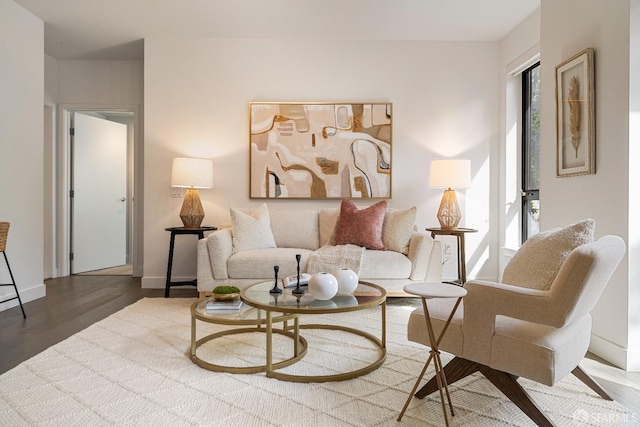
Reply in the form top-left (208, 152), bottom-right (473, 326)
top-left (120, 197), bottom-right (127, 202)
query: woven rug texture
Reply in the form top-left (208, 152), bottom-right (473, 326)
top-left (0, 298), bottom-right (633, 426)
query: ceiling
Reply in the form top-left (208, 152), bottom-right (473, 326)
top-left (14, 0), bottom-right (540, 61)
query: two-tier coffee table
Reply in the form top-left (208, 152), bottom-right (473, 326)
top-left (190, 297), bottom-right (307, 374)
top-left (241, 280), bottom-right (387, 383)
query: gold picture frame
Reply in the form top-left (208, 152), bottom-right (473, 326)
top-left (555, 48), bottom-right (595, 177)
top-left (249, 102), bottom-right (392, 199)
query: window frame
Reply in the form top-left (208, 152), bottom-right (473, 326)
top-left (521, 61), bottom-right (540, 243)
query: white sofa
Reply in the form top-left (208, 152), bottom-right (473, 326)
top-left (197, 206), bottom-right (442, 297)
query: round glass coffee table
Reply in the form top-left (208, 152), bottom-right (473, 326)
top-left (241, 280), bottom-right (387, 382)
top-left (190, 297), bottom-right (307, 374)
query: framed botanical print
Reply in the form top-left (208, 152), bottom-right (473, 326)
top-left (555, 48), bottom-right (595, 177)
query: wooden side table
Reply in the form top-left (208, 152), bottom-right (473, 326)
top-left (426, 227), bottom-right (477, 285)
top-left (165, 226), bottom-right (216, 298)
top-left (398, 282), bottom-right (467, 426)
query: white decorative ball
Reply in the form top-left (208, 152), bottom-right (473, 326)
top-left (335, 268), bottom-right (359, 294)
top-left (308, 272), bottom-right (338, 300)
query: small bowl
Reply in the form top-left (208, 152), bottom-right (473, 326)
top-left (213, 292), bottom-right (240, 301)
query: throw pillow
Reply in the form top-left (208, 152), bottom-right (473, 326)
top-left (318, 208), bottom-right (340, 246)
top-left (502, 218), bottom-right (595, 290)
top-left (230, 204), bottom-right (277, 253)
top-left (334, 199), bottom-right (387, 250)
top-left (382, 206), bottom-right (417, 255)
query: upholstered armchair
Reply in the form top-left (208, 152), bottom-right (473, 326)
top-left (406, 220), bottom-right (626, 426)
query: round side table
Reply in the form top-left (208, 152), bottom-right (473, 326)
top-left (397, 282), bottom-right (467, 427)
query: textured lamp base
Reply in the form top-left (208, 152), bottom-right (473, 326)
top-left (180, 188), bottom-right (205, 229)
top-left (437, 188), bottom-right (461, 230)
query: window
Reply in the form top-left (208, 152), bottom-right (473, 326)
top-left (522, 62), bottom-right (540, 243)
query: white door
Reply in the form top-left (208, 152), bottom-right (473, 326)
top-left (72, 112), bottom-right (127, 273)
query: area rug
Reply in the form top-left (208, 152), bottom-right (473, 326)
top-left (0, 298), bottom-right (633, 426)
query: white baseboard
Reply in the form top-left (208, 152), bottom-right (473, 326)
top-left (0, 283), bottom-right (46, 312)
top-left (589, 333), bottom-right (640, 371)
top-left (141, 276), bottom-right (195, 289)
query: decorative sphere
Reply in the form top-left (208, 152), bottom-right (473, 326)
top-left (308, 272), bottom-right (338, 300)
top-left (335, 268), bottom-right (359, 294)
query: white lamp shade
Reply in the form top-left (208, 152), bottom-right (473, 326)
top-left (429, 159), bottom-right (471, 189)
top-left (171, 157), bottom-right (213, 189)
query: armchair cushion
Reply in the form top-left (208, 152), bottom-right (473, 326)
top-left (490, 314), bottom-right (592, 385)
top-left (502, 218), bottom-right (594, 290)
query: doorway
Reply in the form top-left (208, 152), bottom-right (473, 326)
top-left (52, 105), bottom-right (141, 278)
top-left (71, 112), bottom-right (128, 274)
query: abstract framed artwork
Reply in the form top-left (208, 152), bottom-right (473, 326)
top-left (249, 102), bottom-right (392, 199)
top-left (555, 48), bottom-right (595, 177)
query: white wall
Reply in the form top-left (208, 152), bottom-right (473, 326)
top-left (56, 61), bottom-right (143, 105)
top-left (143, 38), bottom-right (501, 287)
top-left (499, 11), bottom-right (541, 274)
top-left (540, 0), bottom-right (637, 369)
top-left (0, 0), bottom-right (45, 309)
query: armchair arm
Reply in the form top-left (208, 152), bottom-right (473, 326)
top-left (408, 232), bottom-right (442, 282)
top-left (462, 279), bottom-right (551, 364)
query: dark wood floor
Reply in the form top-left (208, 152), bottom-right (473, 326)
top-left (0, 275), bottom-right (197, 374)
top-left (1, 275), bottom-right (638, 418)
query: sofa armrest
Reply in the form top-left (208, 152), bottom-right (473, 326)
top-left (210, 228), bottom-right (233, 279)
top-left (407, 232), bottom-right (442, 282)
top-left (197, 228), bottom-right (234, 293)
top-left (200, 228), bottom-right (233, 279)
top-left (197, 239), bottom-right (215, 292)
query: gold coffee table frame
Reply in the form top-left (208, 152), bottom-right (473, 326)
top-left (241, 280), bottom-right (386, 383)
top-left (190, 298), bottom-right (308, 374)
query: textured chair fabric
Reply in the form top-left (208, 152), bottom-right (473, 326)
top-left (406, 234), bottom-right (626, 426)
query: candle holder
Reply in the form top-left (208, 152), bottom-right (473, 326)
top-left (292, 254), bottom-right (305, 295)
top-left (269, 265), bottom-right (282, 294)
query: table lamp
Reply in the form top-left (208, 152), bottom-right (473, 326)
top-left (429, 159), bottom-right (471, 230)
top-left (171, 157), bottom-right (213, 229)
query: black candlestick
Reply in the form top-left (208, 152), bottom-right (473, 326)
top-left (292, 254), bottom-right (304, 295)
top-left (269, 265), bottom-right (282, 294)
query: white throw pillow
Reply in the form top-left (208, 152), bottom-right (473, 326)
top-left (502, 218), bottom-right (595, 290)
top-left (230, 204), bottom-right (276, 253)
top-left (382, 207), bottom-right (417, 255)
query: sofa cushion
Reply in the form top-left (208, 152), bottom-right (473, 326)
top-left (334, 200), bottom-right (387, 250)
top-left (230, 204), bottom-right (276, 253)
top-left (383, 207), bottom-right (417, 255)
top-left (270, 209), bottom-right (320, 250)
top-left (359, 249), bottom-right (412, 279)
top-left (502, 218), bottom-right (595, 290)
top-left (227, 248), bottom-right (313, 278)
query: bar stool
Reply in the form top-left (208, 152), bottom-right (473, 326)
top-left (398, 282), bottom-right (466, 426)
top-left (0, 222), bottom-right (26, 318)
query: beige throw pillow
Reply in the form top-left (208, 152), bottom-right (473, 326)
top-left (382, 207), bottom-right (417, 254)
top-left (230, 204), bottom-right (276, 253)
top-left (502, 218), bottom-right (595, 290)
top-left (319, 208), bottom-right (340, 246)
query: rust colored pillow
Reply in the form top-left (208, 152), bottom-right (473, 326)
top-left (334, 200), bottom-right (387, 250)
